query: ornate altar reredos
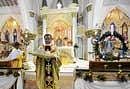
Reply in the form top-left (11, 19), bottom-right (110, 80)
top-left (103, 8), bottom-right (130, 46)
top-left (47, 13), bottom-right (72, 44)
top-left (40, 7), bottom-right (78, 65)
top-left (0, 16), bottom-right (26, 68)
top-left (0, 17), bottom-right (22, 43)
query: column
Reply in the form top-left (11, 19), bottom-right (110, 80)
top-left (72, 12), bottom-right (77, 46)
top-left (18, 0), bottom-right (30, 30)
top-left (72, 12), bottom-right (77, 59)
top-left (42, 14), bottom-right (47, 44)
top-left (87, 1), bottom-right (95, 61)
top-left (18, 0), bottom-right (37, 64)
top-left (128, 27), bottom-right (130, 48)
top-left (83, 37), bottom-right (88, 60)
top-left (87, 37), bottom-right (95, 61)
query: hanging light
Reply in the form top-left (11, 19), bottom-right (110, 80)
top-left (56, 0), bottom-right (63, 9)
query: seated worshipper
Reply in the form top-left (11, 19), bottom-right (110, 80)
top-left (5, 42), bottom-right (24, 67)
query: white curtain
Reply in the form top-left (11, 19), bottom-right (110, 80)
top-left (74, 78), bottom-right (130, 89)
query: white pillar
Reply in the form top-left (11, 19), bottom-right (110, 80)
top-left (18, 0), bottom-right (37, 62)
top-left (87, 37), bottom-right (94, 61)
top-left (18, 0), bottom-right (30, 30)
top-left (128, 27), bottom-right (130, 48)
top-left (42, 15), bottom-right (47, 44)
top-left (87, 3), bottom-right (94, 28)
top-left (72, 13), bottom-right (77, 46)
top-left (72, 12), bottom-right (77, 60)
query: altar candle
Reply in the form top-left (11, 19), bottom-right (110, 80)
top-left (110, 24), bottom-right (115, 35)
top-left (69, 30), bottom-right (71, 39)
top-left (65, 30), bottom-right (67, 36)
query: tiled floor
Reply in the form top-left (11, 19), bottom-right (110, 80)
top-left (24, 80), bottom-right (38, 89)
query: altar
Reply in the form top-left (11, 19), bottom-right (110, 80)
top-left (0, 42), bottom-right (25, 89)
top-left (33, 2), bottom-right (79, 89)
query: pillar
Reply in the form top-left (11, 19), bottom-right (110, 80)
top-left (72, 12), bottom-right (77, 46)
top-left (72, 12), bottom-right (77, 59)
top-left (42, 14), bottom-right (47, 44)
top-left (18, 0), bottom-right (37, 64)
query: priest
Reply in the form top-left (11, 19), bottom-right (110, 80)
top-left (30, 34), bottom-right (62, 89)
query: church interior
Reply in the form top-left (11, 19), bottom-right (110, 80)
top-left (0, 0), bottom-right (130, 89)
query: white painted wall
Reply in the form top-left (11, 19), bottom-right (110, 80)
top-left (0, 6), bottom-right (20, 14)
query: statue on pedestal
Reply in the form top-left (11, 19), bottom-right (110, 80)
top-left (104, 36), bottom-right (113, 54)
top-left (13, 29), bottom-right (17, 43)
top-left (55, 36), bottom-right (63, 47)
top-left (5, 30), bottom-right (9, 42)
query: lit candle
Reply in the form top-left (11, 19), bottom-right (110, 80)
top-left (110, 24), bottom-right (114, 35)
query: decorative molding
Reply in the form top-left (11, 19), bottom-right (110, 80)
top-left (86, 4), bottom-right (92, 12)
top-left (29, 11), bottom-right (35, 17)
top-left (40, 7), bottom-right (78, 16)
top-left (72, 12), bottom-right (77, 17)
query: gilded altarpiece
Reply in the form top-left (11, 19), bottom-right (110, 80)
top-left (46, 13), bottom-right (73, 47)
top-left (45, 13), bottom-right (75, 65)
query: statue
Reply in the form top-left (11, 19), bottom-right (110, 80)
top-left (63, 37), bottom-right (68, 46)
top-left (104, 36), bottom-right (113, 53)
top-left (30, 34), bottom-right (62, 89)
top-left (55, 36), bottom-right (63, 47)
top-left (123, 32), bottom-right (128, 44)
top-left (5, 30), bottom-right (9, 42)
top-left (110, 23), bottom-right (115, 36)
top-left (13, 29), bottom-right (17, 43)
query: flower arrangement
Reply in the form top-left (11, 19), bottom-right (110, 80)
top-left (22, 29), bottom-right (36, 46)
top-left (96, 74), bottom-right (106, 81)
top-left (83, 71), bottom-right (93, 82)
top-left (116, 70), bottom-right (127, 82)
top-left (85, 30), bottom-right (95, 38)
top-left (0, 70), bottom-right (20, 77)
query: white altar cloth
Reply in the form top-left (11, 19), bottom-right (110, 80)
top-left (0, 75), bottom-right (16, 89)
top-left (74, 78), bottom-right (130, 89)
top-left (0, 74), bottom-right (23, 89)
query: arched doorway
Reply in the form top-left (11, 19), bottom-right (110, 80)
top-left (1, 17), bottom-right (22, 43)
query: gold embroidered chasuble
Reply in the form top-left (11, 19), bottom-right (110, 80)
top-left (30, 50), bottom-right (62, 89)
